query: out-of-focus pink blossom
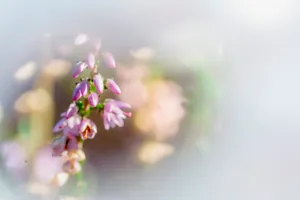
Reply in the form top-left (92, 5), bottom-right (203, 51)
top-left (116, 65), bottom-right (149, 109)
top-left (106, 79), bottom-right (121, 95)
top-left (135, 80), bottom-right (186, 141)
top-left (102, 52), bottom-right (116, 68)
top-left (94, 39), bottom-right (101, 53)
top-left (93, 73), bottom-right (104, 94)
top-left (87, 53), bottom-right (96, 69)
top-left (34, 146), bottom-right (64, 184)
top-left (0, 141), bottom-right (27, 170)
top-left (74, 34), bottom-right (89, 46)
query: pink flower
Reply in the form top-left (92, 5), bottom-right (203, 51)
top-left (88, 92), bottom-right (99, 107)
top-left (102, 52), bottom-right (116, 68)
top-left (72, 80), bottom-right (90, 101)
top-left (93, 73), bottom-right (104, 94)
top-left (61, 102), bottom-right (78, 119)
top-left (103, 100), bottom-right (131, 130)
top-left (53, 109), bottom-right (81, 133)
top-left (72, 62), bottom-right (87, 78)
top-left (106, 79), bottom-right (121, 95)
top-left (87, 53), bottom-right (96, 69)
top-left (79, 118), bottom-right (97, 140)
top-left (52, 135), bottom-right (79, 156)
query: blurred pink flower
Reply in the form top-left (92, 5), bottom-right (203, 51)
top-left (135, 80), bottom-right (186, 141)
top-left (0, 141), bottom-right (27, 170)
top-left (116, 65), bottom-right (149, 109)
top-left (33, 146), bottom-right (64, 184)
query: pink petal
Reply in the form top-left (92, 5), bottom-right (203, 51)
top-left (53, 118), bottom-right (67, 132)
top-left (72, 62), bottom-right (87, 78)
top-left (52, 136), bottom-right (67, 156)
top-left (94, 39), bottom-right (101, 53)
top-left (66, 136), bottom-right (78, 150)
top-left (103, 52), bottom-right (116, 68)
top-left (106, 99), bottom-right (131, 109)
top-left (72, 84), bottom-right (82, 101)
top-left (103, 112), bottom-right (110, 130)
top-left (88, 92), bottom-right (99, 107)
top-left (87, 53), bottom-right (96, 69)
top-left (65, 103), bottom-right (78, 118)
top-left (89, 119), bottom-right (97, 133)
top-left (106, 79), bottom-right (121, 95)
top-left (93, 73), bottom-right (104, 94)
top-left (79, 80), bottom-right (89, 97)
top-left (79, 118), bottom-right (89, 133)
top-left (67, 115), bottom-right (81, 129)
top-left (87, 131), bottom-right (96, 139)
top-left (111, 115), bottom-right (124, 127)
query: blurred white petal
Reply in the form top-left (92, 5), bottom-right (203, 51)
top-left (14, 61), bottom-right (37, 81)
top-left (74, 34), bottom-right (89, 46)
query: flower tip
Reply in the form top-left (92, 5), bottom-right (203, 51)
top-left (106, 79), bottom-right (121, 95)
top-left (103, 52), bottom-right (116, 68)
top-left (87, 53), bottom-right (96, 69)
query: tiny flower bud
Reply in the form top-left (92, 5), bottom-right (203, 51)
top-left (87, 53), bottom-right (96, 69)
top-left (106, 79), bottom-right (121, 95)
top-left (93, 73), bottom-right (104, 94)
top-left (103, 52), bottom-right (116, 68)
top-left (94, 39), bottom-right (101, 53)
top-left (72, 62), bottom-right (87, 78)
top-left (79, 80), bottom-right (89, 97)
top-left (88, 92), bottom-right (99, 107)
top-left (72, 84), bottom-right (82, 101)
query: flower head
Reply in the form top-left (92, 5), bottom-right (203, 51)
top-left (79, 118), bottom-right (97, 140)
top-left (52, 37), bottom-right (131, 183)
top-left (103, 99), bottom-right (131, 130)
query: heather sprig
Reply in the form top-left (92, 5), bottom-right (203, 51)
top-left (51, 38), bottom-right (131, 188)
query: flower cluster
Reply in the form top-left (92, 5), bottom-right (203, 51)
top-left (51, 39), bottom-right (131, 179)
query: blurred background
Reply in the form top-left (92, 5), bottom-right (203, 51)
top-left (0, 0), bottom-right (300, 199)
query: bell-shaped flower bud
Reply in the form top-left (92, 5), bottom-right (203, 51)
top-left (102, 52), bottom-right (116, 68)
top-left (106, 79), bottom-right (121, 95)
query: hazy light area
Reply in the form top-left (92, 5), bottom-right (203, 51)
top-left (0, 0), bottom-right (300, 200)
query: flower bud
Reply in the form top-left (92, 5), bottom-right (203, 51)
top-left (88, 92), bottom-right (99, 107)
top-left (72, 62), bottom-right (87, 78)
top-left (103, 52), bottom-right (116, 68)
top-left (93, 73), bottom-right (104, 94)
top-left (87, 53), bottom-right (95, 69)
top-left (106, 79), bottom-right (121, 95)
